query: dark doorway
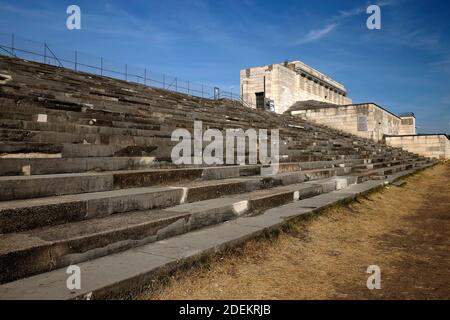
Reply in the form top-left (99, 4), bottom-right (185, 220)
top-left (255, 92), bottom-right (265, 110)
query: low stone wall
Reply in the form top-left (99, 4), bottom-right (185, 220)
top-left (386, 135), bottom-right (450, 160)
top-left (291, 103), bottom-right (402, 142)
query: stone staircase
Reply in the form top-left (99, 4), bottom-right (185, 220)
top-left (0, 56), bottom-right (436, 298)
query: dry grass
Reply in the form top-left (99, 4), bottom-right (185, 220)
top-left (138, 163), bottom-right (450, 300)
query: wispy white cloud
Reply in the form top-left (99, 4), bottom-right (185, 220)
top-left (291, 1), bottom-right (396, 46)
top-left (292, 23), bottom-right (337, 45)
top-left (332, 0), bottom-right (396, 22)
top-left (429, 57), bottom-right (450, 75)
top-left (332, 7), bottom-right (366, 20)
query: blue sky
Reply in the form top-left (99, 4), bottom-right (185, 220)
top-left (0, 0), bottom-right (449, 133)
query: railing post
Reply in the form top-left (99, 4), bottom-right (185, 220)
top-left (100, 57), bottom-right (103, 76)
top-left (175, 77), bottom-right (178, 92)
top-left (74, 51), bottom-right (78, 71)
top-left (187, 80), bottom-right (190, 95)
top-left (144, 68), bottom-right (147, 85)
top-left (163, 74), bottom-right (165, 89)
top-left (125, 64), bottom-right (128, 81)
top-left (43, 43), bottom-right (47, 64)
top-left (214, 87), bottom-right (220, 100)
top-left (11, 34), bottom-right (15, 56)
top-left (201, 84), bottom-right (204, 98)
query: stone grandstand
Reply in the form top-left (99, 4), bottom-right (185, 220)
top-left (0, 56), bottom-right (437, 299)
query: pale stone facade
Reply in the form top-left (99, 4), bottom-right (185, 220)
top-left (240, 61), bottom-right (352, 114)
top-left (398, 115), bottom-right (417, 135)
top-left (290, 103), bottom-right (404, 142)
top-left (290, 102), bottom-right (448, 159)
top-left (386, 135), bottom-right (450, 160)
top-left (240, 60), bottom-right (447, 160)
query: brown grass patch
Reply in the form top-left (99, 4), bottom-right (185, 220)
top-left (137, 163), bottom-right (450, 300)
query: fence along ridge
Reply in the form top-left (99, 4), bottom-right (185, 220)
top-left (0, 32), bottom-right (242, 102)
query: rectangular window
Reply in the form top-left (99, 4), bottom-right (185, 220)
top-left (357, 114), bottom-right (368, 131)
top-left (255, 92), bottom-right (265, 110)
top-left (401, 118), bottom-right (413, 125)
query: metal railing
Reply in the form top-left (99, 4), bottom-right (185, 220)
top-left (0, 32), bottom-right (243, 103)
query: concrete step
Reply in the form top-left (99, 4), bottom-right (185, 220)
top-left (353, 162), bottom-right (418, 182)
top-left (0, 178), bottom-right (341, 284)
top-left (0, 128), bottom-right (173, 147)
top-left (0, 164), bottom-right (434, 300)
top-left (0, 157), bottom-right (163, 176)
top-left (0, 159), bottom-right (345, 200)
top-left (0, 119), bottom-right (171, 139)
top-left (0, 168), bottom-right (339, 233)
top-left (0, 110), bottom-right (420, 170)
top-left (0, 142), bottom-right (166, 159)
top-left (0, 166), bottom-right (230, 201)
top-left (0, 142), bottom-right (63, 156)
top-left (62, 144), bottom-right (160, 158)
top-left (0, 105), bottom-right (166, 131)
top-left (0, 156), bottom-right (364, 176)
top-left (351, 159), bottom-right (415, 172)
top-left (0, 136), bottom-right (325, 162)
top-left (0, 209), bottom-right (189, 284)
top-left (1, 96), bottom-right (267, 132)
top-left (0, 107), bottom-right (414, 166)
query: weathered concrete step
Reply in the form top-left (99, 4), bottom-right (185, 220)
top-left (369, 156), bottom-right (406, 163)
top-left (0, 157), bottom-right (163, 176)
top-left (0, 132), bottom-right (297, 160)
top-left (0, 179), bottom-right (339, 284)
top-left (0, 142), bottom-right (63, 156)
top-left (353, 163), bottom-right (417, 182)
top-left (0, 168), bottom-right (338, 233)
top-left (0, 60), bottom-right (426, 158)
top-left (0, 105), bottom-right (166, 131)
top-left (0, 142), bottom-right (162, 159)
top-left (292, 159), bottom-right (366, 171)
top-left (1, 94), bottom-right (259, 131)
top-left (281, 153), bottom-right (362, 163)
top-left (351, 159), bottom-right (415, 172)
top-left (0, 103), bottom-right (400, 160)
top-left (0, 119), bottom-right (171, 139)
top-left (0, 157), bottom-right (359, 176)
top-left (0, 104), bottom-right (191, 139)
top-left (62, 143), bottom-right (160, 158)
top-left (0, 113), bottom-right (414, 168)
top-left (0, 128), bottom-right (173, 147)
top-left (0, 167), bottom-right (217, 201)
top-left (0, 164), bottom-right (433, 299)
top-left (0, 185), bottom-right (184, 234)
top-left (0, 160), bottom-right (340, 200)
top-left (0, 209), bottom-right (189, 285)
